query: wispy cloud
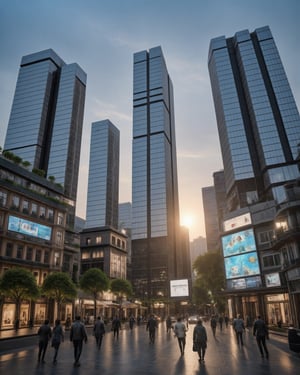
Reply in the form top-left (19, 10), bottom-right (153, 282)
top-left (91, 98), bottom-right (132, 124)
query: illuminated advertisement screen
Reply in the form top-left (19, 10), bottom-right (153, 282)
top-left (224, 251), bottom-right (260, 279)
top-left (222, 228), bottom-right (256, 257)
top-left (8, 215), bottom-right (52, 240)
top-left (227, 276), bottom-right (262, 290)
top-left (266, 273), bottom-right (281, 287)
top-left (170, 279), bottom-right (189, 297)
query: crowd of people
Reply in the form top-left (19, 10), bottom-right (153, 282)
top-left (36, 312), bottom-right (270, 367)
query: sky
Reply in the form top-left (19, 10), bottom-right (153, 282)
top-left (0, 0), bottom-right (299, 240)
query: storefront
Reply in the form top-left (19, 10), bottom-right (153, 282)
top-left (265, 293), bottom-right (291, 326)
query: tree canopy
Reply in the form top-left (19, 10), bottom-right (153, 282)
top-left (193, 251), bottom-right (226, 313)
top-left (79, 268), bottom-right (110, 318)
top-left (42, 272), bottom-right (77, 319)
top-left (0, 268), bottom-right (40, 320)
top-left (110, 278), bottom-right (133, 301)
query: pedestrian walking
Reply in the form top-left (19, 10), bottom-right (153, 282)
top-left (233, 314), bottom-right (245, 346)
top-left (224, 315), bottom-right (229, 328)
top-left (146, 314), bottom-right (157, 344)
top-left (51, 319), bottom-right (64, 364)
top-left (166, 316), bottom-right (172, 333)
top-left (112, 316), bottom-right (121, 340)
top-left (174, 317), bottom-right (187, 355)
top-left (37, 319), bottom-right (52, 363)
top-left (210, 315), bottom-right (217, 337)
top-left (129, 315), bottom-right (135, 330)
top-left (70, 315), bottom-right (88, 367)
top-left (93, 316), bottom-right (105, 349)
top-left (193, 319), bottom-right (207, 364)
top-left (253, 315), bottom-right (269, 358)
top-left (219, 315), bottom-right (224, 331)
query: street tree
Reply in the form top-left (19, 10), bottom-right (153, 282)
top-left (0, 268), bottom-right (40, 326)
top-left (42, 272), bottom-right (77, 320)
top-left (193, 251), bottom-right (226, 313)
top-left (79, 268), bottom-right (109, 319)
top-left (110, 278), bottom-right (133, 303)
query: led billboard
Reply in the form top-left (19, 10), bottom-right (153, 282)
top-left (8, 215), bottom-right (52, 241)
top-left (223, 212), bottom-right (251, 232)
top-left (170, 279), bottom-right (189, 297)
top-left (222, 228), bottom-right (256, 257)
top-left (266, 272), bottom-right (281, 287)
top-left (224, 251), bottom-right (260, 279)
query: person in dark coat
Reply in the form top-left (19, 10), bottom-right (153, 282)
top-left (51, 319), bottom-right (64, 364)
top-left (146, 315), bottom-right (158, 343)
top-left (193, 319), bottom-right (207, 363)
top-left (253, 315), bottom-right (269, 358)
top-left (210, 315), bottom-right (217, 337)
top-left (70, 316), bottom-right (88, 367)
top-left (112, 316), bottom-right (121, 340)
top-left (93, 316), bottom-right (105, 349)
top-left (37, 319), bottom-right (52, 363)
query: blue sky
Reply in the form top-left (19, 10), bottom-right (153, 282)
top-left (0, 0), bottom-right (299, 240)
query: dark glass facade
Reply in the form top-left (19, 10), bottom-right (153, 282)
top-left (4, 49), bottom-right (86, 201)
top-left (131, 46), bottom-right (182, 301)
top-left (208, 26), bottom-right (300, 210)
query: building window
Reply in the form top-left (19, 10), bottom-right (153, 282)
top-left (11, 195), bottom-right (20, 209)
top-left (0, 190), bottom-right (7, 207)
top-left (0, 212), bottom-right (4, 229)
top-left (16, 245), bottom-right (23, 259)
top-left (6, 243), bottom-right (13, 257)
top-left (35, 249), bottom-right (42, 262)
top-left (31, 203), bottom-right (37, 216)
top-left (39, 206), bottom-right (46, 219)
top-left (22, 200), bottom-right (29, 214)
top-left (96, 236), bottom-right (102, 244)
top-left (33, 271), bottom-right (39, 284)
top-left (86, 238), bottom-right (91, 245)
top-left (81, 251), bottom-right (91, 259)
top-left (57, 212), bottom-right (64, 225)
top-left (47, 209), bottom-right (54, 222)
top-left (258, 230), bottom-right (274, 244)
top-left (54, 252), bottom-right (60, 266)
top-left (112, 236), bottom-right (116, 245)
top-left (117, 238), bottom-right (121, 248)
top-left (262, 253), bottom-right (281, 268)
top-left (121, 241), bottom-right (126, 250)
top-left (56, 231), bottom-right (63, 245)
top-left (92, 250), bottom-right (104, 258)
top-left (44, 250), bottom-right (50, 264)
top-left (26, 247), bottom-right (33, 261)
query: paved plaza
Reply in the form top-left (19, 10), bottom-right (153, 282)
top-left (0, 321), bottom-right (299, 375)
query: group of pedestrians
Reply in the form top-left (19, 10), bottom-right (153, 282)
top-left (36, 312), bottom-right (270, 367)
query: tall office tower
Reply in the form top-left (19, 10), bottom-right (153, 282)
top-left (208, 26), bottom-right (300, 211)
top-left (202, 186), bottom-right (220, 252)
top-left (4, 49), bottom-right (86, 201)
top-left (85, 120), bottom-right (120, 228)
top-left (131, 46), bottom-right (182, 301)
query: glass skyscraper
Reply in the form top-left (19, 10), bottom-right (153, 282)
top-left (208, 26), bottom-right (300, 210)
top-left (85, 119), bottom-right (120, 229)
top-left (4, 49), bottom-right (86, 201)
top-left (131, 46), bottom-right (181, 301)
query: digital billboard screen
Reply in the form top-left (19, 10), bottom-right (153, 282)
top-left (8, 215), bottom-right (52, 241)
top-left (222, 228), bottom-right (256, 257)
top-left (170, 279), bottom-right (189, 297)
top-left (266, 272), bottom-right (281, 287)
top-left (224, 251), bottom-right (260, 279)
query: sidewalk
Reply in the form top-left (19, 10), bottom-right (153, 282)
top-left (0, 321), bottom-right (298, 375)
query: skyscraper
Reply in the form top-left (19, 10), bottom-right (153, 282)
top-left (4, 49), bottom-right (86, 201)
top-left (85, 119), bottom-right (120, 228)
top-left (131, 46), bottom-right (182, 301)
top-left (208, 26), bottom-right (300, 210)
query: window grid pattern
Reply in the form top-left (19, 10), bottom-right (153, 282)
top-left (260, 38), bottom-right (300, 159)
top-left (236, 40), bottom-right (284, 166)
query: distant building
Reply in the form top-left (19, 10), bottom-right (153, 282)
top-left (202, 186), bottom-right (220, 252)
top-left (81, 120), bottom-right (127, 280)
